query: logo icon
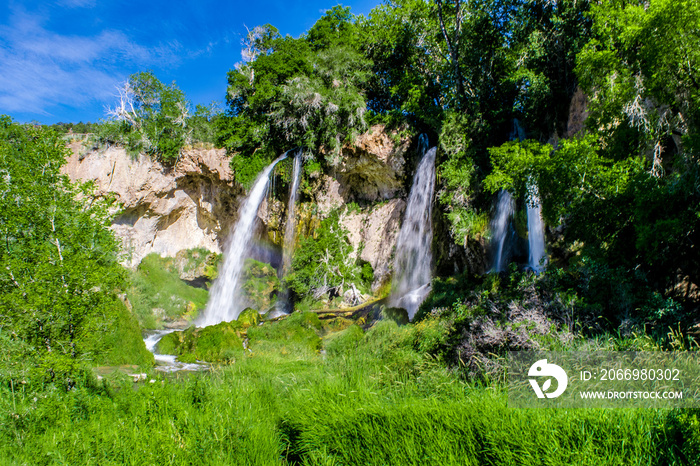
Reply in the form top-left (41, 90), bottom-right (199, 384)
top-left (528, 359), bottom-right (568, 399)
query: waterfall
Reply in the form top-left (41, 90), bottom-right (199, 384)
top-left (417, 133), bottom-right (429, 156)
top-left (489, 190), bottom-right (515, 273)
top-left (510, 118), bottom-right (526, 142)
top-left (198, 153), bottom-right (288, 327)
top-left (267, 150), bottom-right (304, 319)
top-left (390, 145), bottom-right (436, 320)
top-left (282, 150), bottom-right (303, 274)
top-left (526, 183), bottom-right (546, 273)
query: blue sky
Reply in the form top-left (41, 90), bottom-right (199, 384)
top-left (0, 0), bottom-right (382, 124)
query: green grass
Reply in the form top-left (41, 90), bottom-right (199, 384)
top-left (78, 298), bottom-right (155, 367)
top-left (0, 317), bottom-right (696, 465)
top-left (127, 253), bottom-right (210, 329)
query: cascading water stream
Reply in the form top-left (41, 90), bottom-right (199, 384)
top-left (489, 190), bottom-right (515, 273)
top-left (282, 150), bottom-right (303, 274)
top-left (390, 145), bottom-right (436, 321)
top-left (143, 330), bottom-right (205, 372)
top-left (526, 182), bottom-right (546, 273)
top-left (197, 153), bottom-right (288, 327)
top-left (267, 150), bottom-right (304, 319)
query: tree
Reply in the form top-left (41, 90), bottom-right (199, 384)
top-left (103, 71), bottom-right (191, 162)
top-left (0, 117), bottom-right (151, 386)
top-left (577, 0), bottom-right (700, 172)
top-left (218, 8), bottom-right (371, 184)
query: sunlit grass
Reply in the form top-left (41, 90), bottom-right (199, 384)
top-left (0, 318), bottom-right (696, 465)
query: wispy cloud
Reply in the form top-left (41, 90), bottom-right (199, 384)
top-left (57, 0), bottom-right (97, 8)
top-left (0, 7), bottom-right (182, 118)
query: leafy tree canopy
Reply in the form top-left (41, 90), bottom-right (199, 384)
top-left (0, 117), bottom-right (151, 387)
top-left (218, 7), bottom-right (371, 186)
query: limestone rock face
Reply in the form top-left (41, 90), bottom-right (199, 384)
top-left (565, 88), bottom-right (588, 138)
top-left (341, 199), bottom-right (406, 291)
top-left (62, 124), bottom-right (414, 293)
top-left (335, 124), bottom-right (411, 202)
top-left (63, 144), bottom-right (242, 268)
top-left (315, 175), bottom-right (346, 216)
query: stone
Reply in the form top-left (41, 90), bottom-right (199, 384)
top-left (63, 125), bottom-right (414, 295)
top-left (62, 144), bottom-right (242, 268)
top-left (565, 88), bottom-right (588, 139)
top-left (336, 124), bottom-right (410, 201)
top-left (340, 199), bottom-right (406, 291)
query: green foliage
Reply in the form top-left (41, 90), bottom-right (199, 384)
top-left (271, 44), bottom-right (371, 166)
top-left (0, 304), bottom-right (696, 464)
top-left (248, 311), bottom-right (323, 353)
top-left (286, 210), bottom-right (364, 299)
top-left (127, 253), bottom-right (210, 329)
top-left (218, 7), bottom-right (370, 177)
top-left (362, 0), bottom-right (443, 129)
top-left (577, 0), bottom-right (700, 153)
top-left (507, 0), bottom-right (592, 139)
top-left (98, 72), bottom-right (221, 161)
top-left (0, 117), bottom-right (150, 385)
top-left (97, 71), bottom-right (192, 162)
top-left (230, 150), bottom-right (273, 189)
top-left (241, 259), bottom-right (280, 313)
top-left (437, 112), bottom-right (490, 244)
top-left (48, 121), bottom-right (98, 135)
top-left (79, 299), bottom-right (153, 366)
top-left (158, 321), bottom-right (244, 363)
top-left (323, 324), bottom-right (364, 356)
top-left (662, 409), bottom-right (700, 465)
top-left (360, 261), bottom-right (374, 284)
top-left (484, 139), bottom-right (554, 199)
top-left (189, 103), bottom-right (221, 145)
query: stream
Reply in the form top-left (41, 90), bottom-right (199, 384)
top-left (143, 329), bottom-right (207, 373)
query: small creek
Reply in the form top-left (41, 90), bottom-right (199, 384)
top-left (143, 329), bottom-right (207, 373)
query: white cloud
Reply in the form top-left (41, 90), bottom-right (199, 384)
top-left (0, 8), bottom-right (181, 117)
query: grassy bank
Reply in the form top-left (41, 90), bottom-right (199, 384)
top-left (0, 317), bottom-right (697, 465)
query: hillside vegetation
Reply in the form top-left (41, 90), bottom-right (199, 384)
top-left (3, 0), bottom-right (700, 463)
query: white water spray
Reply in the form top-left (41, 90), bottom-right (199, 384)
top-left (282, 150), bottom-right (303, 274)
top-left (198, 153), bottom-right (288, 326)
top-left (390, 146), bottom-right (436, 320)
top-left (526, 183), bottom-right (546, 273)
top-left (489, 190), bottom-right (515, 273)
top-left (143, 330), bottom-right (204, 372)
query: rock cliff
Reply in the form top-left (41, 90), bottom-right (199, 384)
top-left (63, 144), bottom-right (242, 268)
top-left (63, 125), bottom-right (413, 284)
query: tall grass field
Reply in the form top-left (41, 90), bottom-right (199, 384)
top-left (1, 316), bottom-right (697, 465)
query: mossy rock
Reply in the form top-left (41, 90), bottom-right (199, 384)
top-left (238, 307), bottom-right (261, 328)
top-left (241, 259), bottom-right (280, 312)
top-left (248, 312), bottom-right (323, 352)
top-left (155, 321), bottom-right (243, 362)
top-left (156, 332), bottom-right (182, 355)
top-left (191, 321), bottom-right (244, 361)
